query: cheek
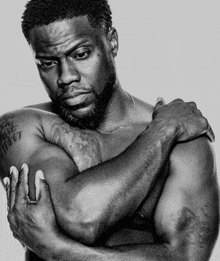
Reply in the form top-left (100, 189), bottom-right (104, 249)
top-left (39, 70), bottom-right (59, 97)
top-left (84, 54), bottom-right (111, 87)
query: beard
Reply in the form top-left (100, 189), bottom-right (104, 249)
top-left (52, 72), bottom-right (116, 130)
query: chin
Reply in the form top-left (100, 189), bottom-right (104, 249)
top-left (52, 70), bottom-right (116, 129)
top-left (69, 104), bottom-right (96, 119)
top-left (53, 103), bottom-right (104, 130)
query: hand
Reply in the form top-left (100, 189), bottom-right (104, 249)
top-left (4, 164), bottom-right (59, 259)
top-left (152, 98), bottom-right (214, 142)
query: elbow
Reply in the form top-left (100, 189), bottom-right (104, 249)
top-left (77, 222), bottom-right (103, 246)
top-left (54, 185), bottom-right (112, 245)
top-left (56, 207), bottom-right (104, 246)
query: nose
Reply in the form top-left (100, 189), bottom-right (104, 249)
top-left (57, 60), bottom-right (80, 87)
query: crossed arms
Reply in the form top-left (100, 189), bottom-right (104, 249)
top-left (1, 99), bottom-right (219, 260)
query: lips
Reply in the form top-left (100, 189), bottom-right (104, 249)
top-left (61, 90), bottom-right (91, 99)
top-left (60, 91), bottom-right (94, 107)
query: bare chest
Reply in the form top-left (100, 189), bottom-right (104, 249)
top-left (45, 121), bottom-right (140, 172)
top-left (42, 118), bottom-right (168, 242)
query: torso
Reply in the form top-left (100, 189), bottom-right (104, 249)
top-left (8, 100), bottom-right (169, 260)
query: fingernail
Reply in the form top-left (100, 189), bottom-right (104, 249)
top-left (21, 163), bottom-right (28, 172)
top-left (10, 166), bottom-right (15, 176)
top-left (156, 97), bottom-right (162, 103)
top-left (36, 170), bottom-right (45, 180)
top-left (3, 177), bottom-right (10, 187)
top-left (10, 166), bottom-right (18, 178)
top-left (35, 173), bottom-right (40, 200)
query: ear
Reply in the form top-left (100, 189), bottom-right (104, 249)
top-left (107, 28), bottom-right (119, 57)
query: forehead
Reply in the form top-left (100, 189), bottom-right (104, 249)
top-left (29, 16), bottom-right (100, 53)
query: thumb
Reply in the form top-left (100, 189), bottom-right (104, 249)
top-left (155, 97), bottom-right (166, 107)
top-left (153, 97), bottom-right (166, 118)
top-left (35, 170), bottom-right (50, 201)
top-left (206, 126), bottom-right (215, 143)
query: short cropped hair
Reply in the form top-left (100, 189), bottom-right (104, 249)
top-left (22, 0), bottom-right (112, 44)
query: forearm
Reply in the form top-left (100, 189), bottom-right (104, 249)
top-left (40, 234), bottom-right (178, 261)
top-left (52, 245), bottom-right (174, 261)
top-left (53, 122), bottom-right (178, 243)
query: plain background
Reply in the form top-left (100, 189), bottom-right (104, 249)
top-left (0, 0), bottom-right (219, 260)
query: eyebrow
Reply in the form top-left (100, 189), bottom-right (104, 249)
top-left (35, 39), bottom-right (92, 60)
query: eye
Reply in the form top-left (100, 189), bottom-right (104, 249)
top-left (74, 50), bottom-right (91, 60)
top-left (40, 61), bottom-right (57, 69)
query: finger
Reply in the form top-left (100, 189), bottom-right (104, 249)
top-left (12, 232), bottom-right (20, 241)
top-left (35, 170), bottom-right (41, 201)
top-left (3, 177), bottom-right (10, 201)
top-left (187, 101), bottom-right (197, 108)
top-left (36, 170), bottom-right (50, 202)
top-left (16, 163), bottom-right (29, 204)
top-left (155, 97), bottom-right (166, 107)
top-left (9, 166), bottom-right (19, 211)
top-left (12, 232), bottom-right (25, 247)
top-left (172, 98), bottom-right (184, 103)
top-left (152, 97), bottom-right (166, 119)
top-left (206, 126), bottom-right (215, 142)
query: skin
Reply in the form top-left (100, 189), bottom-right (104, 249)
top-left (0, 16), bottom-right (219, 261)
top-left (31, 17), bottom-right (118, 122)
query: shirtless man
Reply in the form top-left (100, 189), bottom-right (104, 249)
top-left (1, 0), bottom-right (219, 260)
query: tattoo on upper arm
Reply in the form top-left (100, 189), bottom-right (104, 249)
top-left (177, 207), bottom-right (213, 249)
top-left (0, 115), bottom-right (22, 155)
top-left (50, 122), bottom-right (102, 171)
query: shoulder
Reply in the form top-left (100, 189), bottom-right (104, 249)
top-left (0, 109), bottom-right (39, 170)
top-left (133, 95), bottom-right (154, 126)
top-left (0, 107), bottom-right (49, 136)
top-left (0, 108), bottom-right (60, 174)
top-left (0, 103), bottom-right (61, 132)
top-left (24, 101), bottom-right (54, 112)
top-left (0, 108), bottom-right (40, 125)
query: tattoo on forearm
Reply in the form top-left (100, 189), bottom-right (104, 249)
top-left (0, 115), bottom-right (22, 155)
top-left (177, 207), bottom-right (212, 249)
top-left (51, 122), bottom-right (102, 171)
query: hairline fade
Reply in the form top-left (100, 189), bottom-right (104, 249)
top-left (22, 0), bottom-right (112, 44)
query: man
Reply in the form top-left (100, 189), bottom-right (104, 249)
top-left (0, 0), bottom-right (219, 260)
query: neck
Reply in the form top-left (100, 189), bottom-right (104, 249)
top-left (97, 82), bottom-right (135, 134)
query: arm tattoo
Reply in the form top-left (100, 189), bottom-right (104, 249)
top-left (177, 207), bottom-right (213, 249)
top-left (0, 115), bottom-right (22, 155)
top-left (51, 122), bottom-right (103, 172)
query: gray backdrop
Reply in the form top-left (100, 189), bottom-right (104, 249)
top-left (0, 1), bottom-right (219, 260)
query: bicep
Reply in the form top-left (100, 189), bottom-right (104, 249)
top-left (0, 110), bottom-right (78, 211)
top-left (0, 109), bottom-right (77, 180)
top-left (154, 137), bottom-right (219, 260)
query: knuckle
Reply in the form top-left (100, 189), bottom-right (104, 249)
top-left (7, 213), bottom-right (16, 226)
top-left (173, 98), bottom-right (184, 103)
top-left (7, 213), bottom-right (12, 223)
top-left (12, 232), bottom-right (19, 240)
top-left (200, 117), bottom-right (208, 127)
top-left (188, 101), bottom-right (197, 108)
top-left (10, 188), bottom-right (16, 194)
top-left (14, 205), bottom-right (20, 212)
top-left (14, 200), bottom-right (26, 212)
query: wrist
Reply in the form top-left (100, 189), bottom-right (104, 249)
top-left (46, 232), bottom-right (104, 261)
top-left (45, 231), bottom-right (80, 261)
top-left (146, 119), bottom-right (179, 143)
top-left (30, 229), bottom-right (66, 261)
